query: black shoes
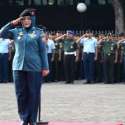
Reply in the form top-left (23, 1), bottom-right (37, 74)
top-left (83, 80), bottom-right (95, 84)
top-left (65, 81), bottom-right (74, 84)
top-left (29, 122), bottom-right (37, 125)
top-left (20, 121), bottom-right (28, 125)
top-left (20, 121), bottom-right (37, 125)
top-left (83, 80), bottom-right (90, 84)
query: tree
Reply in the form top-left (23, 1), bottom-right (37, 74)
top-left (112, 0), bottom-right (125, 33)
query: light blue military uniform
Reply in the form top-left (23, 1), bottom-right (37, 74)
top-left (80, 37), bottom-right (97, 83)
top-left (1, 23), bottom-right (48, 71)
top-left (0, 22), bottom-right (49, 124)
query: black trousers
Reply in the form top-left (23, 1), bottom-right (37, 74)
top-left (95, 60), bottom-right (103, 82)
top-left (45, 53), bottom-right (53, 82)
top-left (83, 53), bottom-right (95, 82)
top-left (0, 53), bottom-right (9, 82)
top-left (64, 54), bottom-right (75, 83)
top-left (103, 55), bottom-right (114, 83)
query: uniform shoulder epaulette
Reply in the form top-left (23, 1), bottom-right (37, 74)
top-left (36, 27), bottom-right (44, 32)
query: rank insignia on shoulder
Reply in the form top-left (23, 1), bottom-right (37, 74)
top-left (40, 32), bottom-right (45, 38)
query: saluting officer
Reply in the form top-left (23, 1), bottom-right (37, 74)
top-left (45, 33), bottom-right (55, 82)
top-left (100, 34), bottom-right (117, 83)
top-left (0, 9), bottom-right (49, 125)
top-left (78, 32), bottom-right (97, 84)
top-left (118, 33), bottom-right (125, 82)
top-left (54, 31), bottom-right (64, 81)
top-left (113, 34), bottom-right (122, 83)
top-left (95, 34), bottom-right (104, 83)
top-left (55, 30), bottom-right (78, 83)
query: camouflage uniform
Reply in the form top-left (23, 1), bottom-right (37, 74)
top-left (53, 39), bottom-right (64, 81)
top-left (63, 38), bottom-right (77, 83)
top-left (101, 40), bottom-right (117, 83)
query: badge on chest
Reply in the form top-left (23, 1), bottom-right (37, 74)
top-left (17, 32), bottom-right (24, 40)
top-left (28, 31), bottom-right (36, 39)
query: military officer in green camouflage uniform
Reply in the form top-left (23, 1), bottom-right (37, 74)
top-left (113, 34), bottom-right (123, 83)
top-left (95, 34), bottom-right (104, 83)
top-left (100, 34), bottom-right (117, 83)
top-left (55, 30), bottom-right (78, 83)
top-left (118, 33), bottom-right (125, 82)
top-left (54, 31), bottom-right (64, 81)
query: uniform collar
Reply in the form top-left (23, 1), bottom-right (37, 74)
top-left (22, 26), bottom-right (35, 32)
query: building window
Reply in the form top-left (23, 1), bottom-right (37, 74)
top-left (57, 0), bottom-right (64, 6)
top-left (85, 0), bottom-right (90, 5)
top-left (20, 0), bottom-right (37, 6)
top-left (65, 0), bottom-right (73, 5)
top-left (42, 0), bottom-right (48, 5)
top-left (33, 0), bottom-right (41, 5)
top-left (16, 0), bottom-right (24, 5)
top-left (48, 0), bottom-right (55, 5)
top-left (0, 0), bottom-right (112, 6)
top-left (98, 0), bottom-right (106, 5)
top-left (107, 0), bottom-right (112, 4)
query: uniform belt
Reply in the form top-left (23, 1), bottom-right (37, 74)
top-left (84, 52), bottom-right (94, 54)
top-left (107, 53), bottom-right (111, 56)
top-left (64, 52), bottom-right (76, 55)
top-left (0, 53), bottom-right (8, 55)
top-left (105, 53), bottom-right (114, 56)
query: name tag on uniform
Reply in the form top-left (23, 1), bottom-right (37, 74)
top-left (70, 45), bottom-right (73, 49)
top-left (111, 46), bottom-right (113, 51)
top-left (59, 43), bottom-right (63, 48)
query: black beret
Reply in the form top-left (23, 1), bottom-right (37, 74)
top-left (19, 9), bottom-right (32, 17)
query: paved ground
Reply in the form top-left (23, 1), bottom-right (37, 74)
top-left (0, 81), bottom-right (125, 123)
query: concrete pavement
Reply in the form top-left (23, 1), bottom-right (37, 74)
top-left (0, 81), bottom-right (125, 123)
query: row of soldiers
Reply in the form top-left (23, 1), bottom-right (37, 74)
top-left (44, 31), bottom-right (125, 84)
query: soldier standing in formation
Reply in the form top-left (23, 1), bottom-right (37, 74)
top-left (45, 33), bottom-right (55, 82)
top-left (54, 31), bottom-right (64, 81)
top-left (78, 32), bottom-right (97, 83)
top-left (118, 33), bottom-right (125, 82)
top-left (55, 30), bottom-right (78, 83)
top-left (94, 34), bottom-right (104, 83)
top-left (99, 34), bottom-right (117, 83)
